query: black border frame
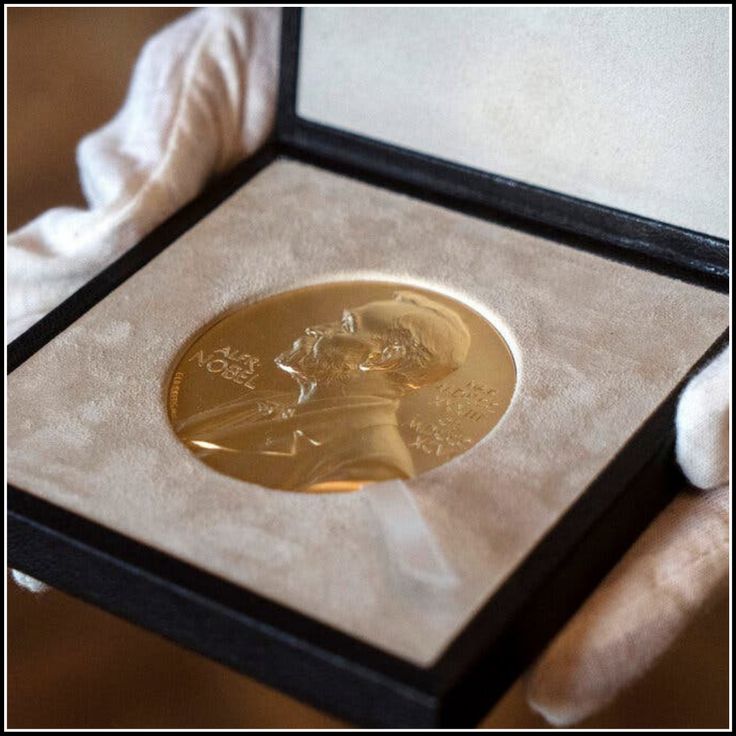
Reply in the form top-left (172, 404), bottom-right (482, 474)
top-left (8, 8), bottom-right (730, 728)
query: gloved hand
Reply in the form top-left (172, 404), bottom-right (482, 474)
top-left (8, 8), bottom-right (730, 727)
top-left (526, 346), bottom-right (730, 725)
top-left (7, 7), bottom-right (279, 341)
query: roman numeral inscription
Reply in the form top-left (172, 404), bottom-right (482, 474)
top-left (406, 415), bottom-right (472, 458)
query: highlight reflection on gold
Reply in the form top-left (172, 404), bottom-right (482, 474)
top-left (167, 281), bottom-right (516, 492)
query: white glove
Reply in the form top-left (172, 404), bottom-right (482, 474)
top-left (7, 7), bottom-right (279, 341)
top-left (9, 9), bottom-right (730, 728)
top-left (526, 346), bottom-right (730, 725)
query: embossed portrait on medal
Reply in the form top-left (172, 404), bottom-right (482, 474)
top-left (167, 281), bottom-right (516, 492)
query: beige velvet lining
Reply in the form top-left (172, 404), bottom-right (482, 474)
top-left (7, 160), bottom-right (728, 665)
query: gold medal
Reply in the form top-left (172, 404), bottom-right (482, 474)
top-left (167, 281), bottom-right (516, 492)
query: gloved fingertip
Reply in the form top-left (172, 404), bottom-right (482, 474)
top-left (525, 662), bottom-right (602, 727)
top-left (526, 699), bottom-right (584, 728)
top-left (10, 569), bottom-right (50, 594)
top-left (676, 346), bottom-right (730, 489)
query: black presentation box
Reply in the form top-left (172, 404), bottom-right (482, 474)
top-left (8, 8), bottom-right (729, 728)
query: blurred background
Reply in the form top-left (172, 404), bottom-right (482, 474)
top-left (7, 7), bottom-right (729, 729)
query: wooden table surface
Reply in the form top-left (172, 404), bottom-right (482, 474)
top-left (7, 8), bottom-right (729, 729)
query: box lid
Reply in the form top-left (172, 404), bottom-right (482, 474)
top-left (278, 7), bottom-right (729, 284)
